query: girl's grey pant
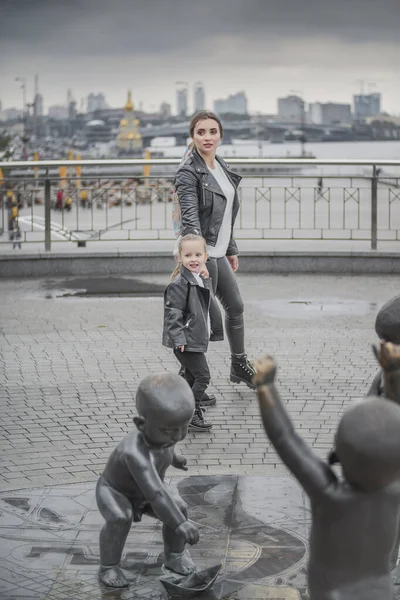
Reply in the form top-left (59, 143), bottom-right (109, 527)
top-left (207, 256), bottom-right (245, 357)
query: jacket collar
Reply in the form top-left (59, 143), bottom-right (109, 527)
top-left (190, 147), bottom-right (241, 188)
top-left (180, 265), bottom-right (211, 289)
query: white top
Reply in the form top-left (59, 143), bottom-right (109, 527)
top-left (192, 272), bottom-right (211, 338)
top-left (206, 160), bottom-right (235, 258)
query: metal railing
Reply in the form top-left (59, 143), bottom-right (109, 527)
top-left (1, 158), bottom-right (399, 251)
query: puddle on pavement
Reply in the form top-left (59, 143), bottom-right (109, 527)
top-left (42, 277), bottom-right (166, 298)
top-left (251, 299), bottom-right (379, 319)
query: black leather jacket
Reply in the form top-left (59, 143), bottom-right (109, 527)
top-left (162, 267), bottom-right (223, 352)
top-left (174, 149), bottom-right (242, 256)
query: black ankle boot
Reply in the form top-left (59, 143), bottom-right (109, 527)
top-left (189, 407), bottom-right (212, 431)
top-left (199, 393), bottom-right (216, 407)
top-left (230, 355), bottom-right (256, 389)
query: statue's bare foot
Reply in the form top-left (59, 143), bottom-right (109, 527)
top-left (164, 550), bottom-right (196, 575)
top-left (99, 566), bottom-right (128, 588)
top-left (253, 355), bottom-right (277, 387)
top-left (373, 341), bottom-right (400, 370)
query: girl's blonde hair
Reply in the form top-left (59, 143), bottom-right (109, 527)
top-left (170, 234), bottom-right (207, 281)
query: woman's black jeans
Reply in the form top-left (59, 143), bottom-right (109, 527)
top-left (207, 256), bottom-right (245, 357)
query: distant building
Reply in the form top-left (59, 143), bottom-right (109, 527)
top-left (117, 91), bottom-right (143, 154)
top-left (160, 102), bottom-right (172, 118)
top-left (4, 108), bottom-right (22, 121)
top-left (214, 91), bottom-right (248, 115)
top-left (85, 119), bottom-right (113, 143)
top-left (277, 95), bottom-right (304, 122)
top-left (194, 82), bottom-right (205, 112)
top-left (48, 105), bottom-right (69, 120)
top-left (34, 93), bottom-right (43, 117)
top-left (353, 93), bottom-right (381, 120)
top-left (308, 102), bottom-right (352, 125)
top-left (87, 93), bottom-right (107, 113)
top-left (177, 88), bottom-right (188, 117)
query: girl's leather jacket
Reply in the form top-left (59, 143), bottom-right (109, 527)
top-left (162, 266), bottom-right (223, 352)
top-left (174, 148), bottom-right (242, 256)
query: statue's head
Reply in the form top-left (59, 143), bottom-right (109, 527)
top-left (134, 373), bottom-right (195, 448)
top-left (375, 295), bottom-right (400, 343)
top-left (333, 396), bottom-right (400, 491)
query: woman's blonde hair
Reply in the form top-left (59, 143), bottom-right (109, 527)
top-left (170, 234), bottom-right (207, 281)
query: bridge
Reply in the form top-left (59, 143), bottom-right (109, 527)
top-left (139, 119), bottom-right (350, 144)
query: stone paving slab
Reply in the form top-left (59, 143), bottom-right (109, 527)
top-left (1, 273), bottom-right (400, 493)
top-left (0, 475), bottom-right (310, 600)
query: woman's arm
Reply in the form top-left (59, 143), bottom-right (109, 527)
top-left (226, 237), bottom-right (239, 257)
top-left (175, 167), bottom-right (202, 236)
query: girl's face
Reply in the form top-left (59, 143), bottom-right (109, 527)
top-left (179, 240), bottom-right (207, 273)
top-left (192, 118), bottom-right (221, 155)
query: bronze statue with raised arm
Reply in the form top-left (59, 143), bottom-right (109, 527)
top-left (253, 352), bottom-right (400, 600)
top-left (96, 373), bottom-right (198, 588)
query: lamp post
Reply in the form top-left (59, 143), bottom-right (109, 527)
top-left (15, 77), bottom-right (28, 157)
top-left (175, 81), bottom-right (189, 117)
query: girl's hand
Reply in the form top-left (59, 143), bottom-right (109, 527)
top-left (227, 255), bottom-right (239, 272)
top-left (199, 264), bottom-right (209, 278)
top-left (177, 345), bottom-right (185, 352)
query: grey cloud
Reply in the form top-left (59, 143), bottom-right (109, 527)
top-left (1, 0), bottom-right (399, 57)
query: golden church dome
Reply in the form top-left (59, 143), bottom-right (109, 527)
top-left (120, 118), bottom-right (128, 127)
top-left (125, 91), bottom-right (134, 111)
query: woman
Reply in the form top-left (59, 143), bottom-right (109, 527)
top-left (174, 110), bottom-right (255, 391)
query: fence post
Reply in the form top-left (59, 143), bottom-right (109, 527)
top-left (371, 164), bottom-right (378, 250)
top-left (44, 170), bottom-right (51, 252)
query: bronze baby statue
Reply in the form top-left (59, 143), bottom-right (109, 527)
top-left (253, 352), bottom-right (400, 600)
top-left (368, 295), bottom-right (400, 401)
top-left (96, 372), bottom-right (199, 588)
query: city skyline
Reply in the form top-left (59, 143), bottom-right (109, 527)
top-left (1, 0), bottom-right (399, 114)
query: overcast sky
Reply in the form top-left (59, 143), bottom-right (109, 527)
top-left (1, 0), bottom-right (399, 115)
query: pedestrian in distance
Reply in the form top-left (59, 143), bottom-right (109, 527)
top-left (11, 225), bottom-right (22, 250)
top-left (56, 189), bottom-right (63, 210)
top-left (174, 110), bottom-right (256, 390)
top-left (162, 234), bottom-right (223, 432)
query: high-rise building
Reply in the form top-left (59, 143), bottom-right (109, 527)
top-left (213, 91), bottom-right (248, 115)
top-left (4, 108), bottom-right (22, 120)
top-left (177, 87), bottom-right (188, 117)
top-left (34, 93), bottom-right (43, 117)
top-left (353, 93), bottom-right (381, 120)
top-left (194, 82), bottom-right (205, 112)
top-left (160, 102), bottom-right (172, 118)
top-left (87, 93), bottom-right (107, 113)
top-left (48, 105), bottom-right (69, 120)
top-left (308, 102), bottom-right (352, 125)
top-left (277, 95), bottom-right (305, 122)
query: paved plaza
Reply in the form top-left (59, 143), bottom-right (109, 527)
top-left (1, 272), bottom-right (400, 598)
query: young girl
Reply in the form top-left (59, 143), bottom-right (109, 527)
top-left (162, 234), bottom-right (223, 431)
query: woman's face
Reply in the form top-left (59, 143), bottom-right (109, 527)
top-left (192, 118), bottom-right (221, 155)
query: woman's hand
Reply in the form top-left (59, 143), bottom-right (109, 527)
top-left (177, 345), bottom-right (185, 352)
top-left (227, 255), bottom-right (239, 272)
